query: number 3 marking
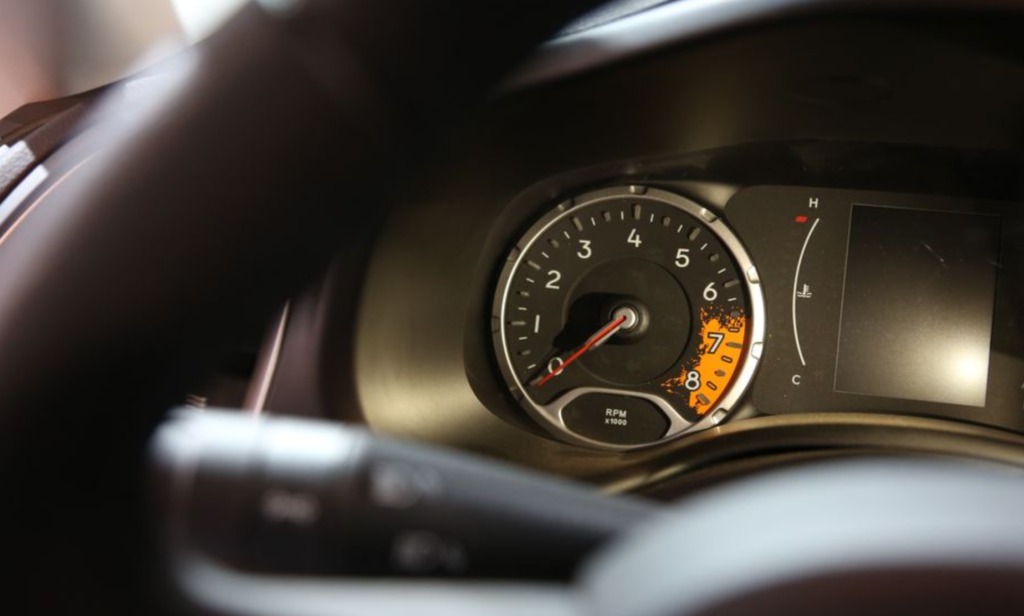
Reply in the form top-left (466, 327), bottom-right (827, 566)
top-left (577, 239), bottom-right (592, 259)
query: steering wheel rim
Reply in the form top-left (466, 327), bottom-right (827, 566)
top-left (583, 457), bottom-right (1024, 616)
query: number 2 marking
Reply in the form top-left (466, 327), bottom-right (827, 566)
top-left (546, 270), bottom-right (561, 289)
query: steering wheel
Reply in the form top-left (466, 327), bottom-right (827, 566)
top-left (3, 1), bottom-right (1024, 615)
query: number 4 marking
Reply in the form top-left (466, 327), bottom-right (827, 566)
top-left (627, 228), bottom-right (642, 247)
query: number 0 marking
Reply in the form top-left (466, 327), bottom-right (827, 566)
top-left (547, 357), bottom-right (564, 375)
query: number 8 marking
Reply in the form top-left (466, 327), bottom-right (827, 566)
top-left (684, 370), bottom-right (701, 391)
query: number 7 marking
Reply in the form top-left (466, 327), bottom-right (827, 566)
top-left (707, 332), bottom-right (725, 354)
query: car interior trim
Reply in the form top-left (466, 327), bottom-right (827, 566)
top-left (244, 302), bottom-right (291, 414)
top-left (505, 0), bottom-right (1021, 91)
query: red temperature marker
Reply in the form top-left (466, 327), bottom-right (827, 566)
top-left (794, 215), bottom-right (809, 224)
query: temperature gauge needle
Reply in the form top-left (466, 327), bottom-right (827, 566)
top-left (534, 313), bottom-right (629, 387)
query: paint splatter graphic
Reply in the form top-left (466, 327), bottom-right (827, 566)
top-left (662, 305), bottom-right (747, 416)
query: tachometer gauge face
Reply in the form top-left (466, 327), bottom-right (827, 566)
top-left (493, 186), bottom-right (765, 450)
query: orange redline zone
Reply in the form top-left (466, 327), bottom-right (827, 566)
top-left (661, 306), bottom-right (747, 416)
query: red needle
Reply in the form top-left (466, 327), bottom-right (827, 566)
top-left (535, 314), bottom-right (628, 387)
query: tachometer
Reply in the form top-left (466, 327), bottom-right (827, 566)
top-left (493, 186), bottom-right (764, 450)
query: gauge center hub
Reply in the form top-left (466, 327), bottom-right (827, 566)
top-left (564, 258), bottom-right (691, 386)
top-left (611, 305), bottom-right (640, 332)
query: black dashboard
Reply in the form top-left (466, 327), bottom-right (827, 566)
top-left (245, 7), bottom-right (1024, 493)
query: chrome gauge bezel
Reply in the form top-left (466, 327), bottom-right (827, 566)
top-left (492, 186), bottom-right (765, 451)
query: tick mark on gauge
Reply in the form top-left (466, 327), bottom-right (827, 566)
top-left (633, 204), bottom-right (642, 220)
top-left (518, 350), bottom-right (532, 357)
top-left (517, 306), bottom-right (528, 311)
top-left (724, 279), bottom-right (740, 288)
top-left (527, 260), bottom-right (541, 271)
top-left (727, 297), bottom-right (738, 303)
top-left (722, 356), bottom-right (734, 363)
top-left (700, 242), bottom-right (708, 251)
top-left (662, 216), bottom-right (671, 227)
top-left (548, 238), bottom-right (560, 249)
top-left (709, 253), bottom-right (721, 263)
top-left (591, 216), bottom-right (597, 226)
top-left (707, 381), bottom-right (719, 392)
top-left (726, 342), bottom-right (742, 349)
top-left (525, 277), bottom-right (535, 284)
top-left (697, 394), bottom-right (710, 406)
top-left (688, 227), bottom-right (702, 241)
top-left (572, 217), bottom-right (584, 231)
top-left (717, 267), bottom-right (727, 275)
top-left (677, 224), bottom-right (684, 233)
top-left (518, 336), bottom-right (528, 341)
top-left (517, 291), bottom-right (531, 298)
top-left (649, 213), bottom-right (655, 223)
top-left (563, 230), bottom-right (571, 239)
top-left (603, 211), bottom-right (612, 222)
top-left (510, 321), bottom-right (527, 327)
top-left (526, 363), bottom-right (537, 370)
top-left (715, 370), bottom-right (727, 377)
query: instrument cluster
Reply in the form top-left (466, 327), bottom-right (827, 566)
top-left (489, 182), bottom-right (1024, 449)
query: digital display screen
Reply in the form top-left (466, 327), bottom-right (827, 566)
top-left (834, 205), bottom-right (1001, 407)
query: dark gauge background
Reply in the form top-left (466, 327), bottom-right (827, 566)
top-left (835, 205), bottom-right (1001, 407)
top-left (727, 186), bottom-right (1024, 434)
top-left (496, 191), bottom-right (752, 429)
